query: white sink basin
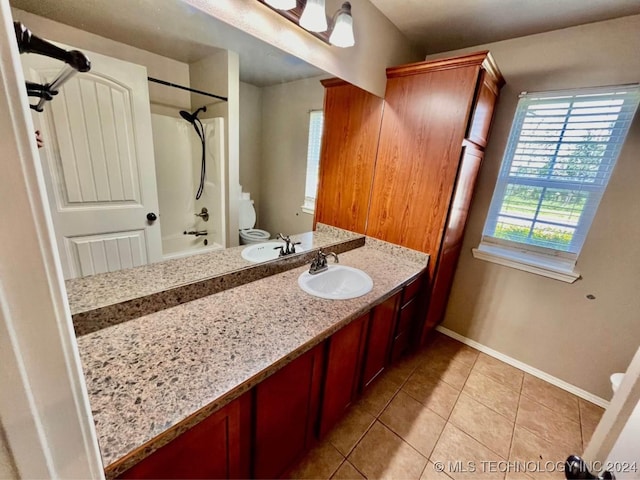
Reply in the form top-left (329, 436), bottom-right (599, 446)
top-left (241, 242), bottom-right (305, 263)
top-left (298, 265), bottom-right (373, 300)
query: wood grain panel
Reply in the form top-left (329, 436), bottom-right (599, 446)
top-left (467, 71), bottom-right (499, 147)
top-left (314, 81), bottom-right (384, 234)
top-left (119, 394), bottom-right (250, 479)
top-left (319, 313), bottom-right (368, 437)
top-left (253, 344), bottom-right (324, 479)
top-left (421, 146), bottom-right (484, 339)
top-left (361, 293), bottom-right (400, 387)
top-left (366, 65), bottom-right (480, 271)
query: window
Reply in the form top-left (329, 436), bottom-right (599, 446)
top-left (302, 110), bottom-right (324, 214)
top-left (474, 84), bottom-right (640, 282)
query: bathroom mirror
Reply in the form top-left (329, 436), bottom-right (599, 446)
top-left (10, 0), bottom-right (345, 284)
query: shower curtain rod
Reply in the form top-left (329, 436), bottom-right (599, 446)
top-left (148, 76), bottom-right (228, 102)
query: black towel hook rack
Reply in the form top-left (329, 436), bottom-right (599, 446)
top-left (14, 22), bottom-right (91, 112)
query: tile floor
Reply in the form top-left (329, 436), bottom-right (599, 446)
top-left (285, 332), bottom-right (605, 480)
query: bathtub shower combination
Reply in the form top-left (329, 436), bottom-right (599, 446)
top-left (151, 113), bottom-right (226, 261)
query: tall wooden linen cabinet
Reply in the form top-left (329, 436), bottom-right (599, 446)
top-left (315, 51), bottom-right (504, 343)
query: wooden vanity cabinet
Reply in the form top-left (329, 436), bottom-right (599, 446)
top-left (361, 292), bottom-right (401, 388)
top-left (252, 344), bottom-right (324, 479)
top-left (118, 393), bottom-right (251, 479)
top-left (391, 273), bottom-right (426, 361)
top-left (318, 313), bottom-right (369, 437)
top-left (316, 52), bottom-right (504, 342)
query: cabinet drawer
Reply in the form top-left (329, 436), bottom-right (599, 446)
top-left (402, 275), bottom-right (423, 306)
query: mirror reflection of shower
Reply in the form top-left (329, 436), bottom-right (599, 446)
top-left (179, 106), bottom-right (207, 200)
top-left (151, 112), bottom-right (226, 261)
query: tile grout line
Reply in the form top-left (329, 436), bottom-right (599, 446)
top-left (519, 390), bottom-right (582, 426)
top-left (343, 361), bottom-right (434, 478)
top-left (507, 381), bottom-right (522, 463)
top-left (461, 371), bottom-right (520, 423)
top-left (514, 399), bottom-right (583, 457)
top-left (446, 354), bottom-right (518, 463)
top-left (577, 400), bottom-right (586, 453)
top-left (328, 459), bottom-right (346, 480)
top-left (338, 365), bottom-right (416, 466)
top-left (426, 351), bottom-right (478, 466)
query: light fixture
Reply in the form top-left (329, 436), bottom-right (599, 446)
top-left (258, 0), bottom-right (355, 47)
top-left (329, 2), bottom-right (354, 48)
top-left (265, 0), bottom-right (296, 9)
top-left (299, 0), bottom-right (328, 32)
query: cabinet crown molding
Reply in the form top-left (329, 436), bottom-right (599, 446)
top-left (386, 51), bottom-right (505, 87)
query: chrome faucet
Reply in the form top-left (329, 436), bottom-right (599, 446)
top-left (309, 249), bottom-right (339, 275)
top-left (274, 233), bottom-right (302, 257)
top-left (183, 230), bottom-right (208, 237)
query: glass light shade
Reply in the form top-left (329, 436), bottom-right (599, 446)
top-left (329, 10), bottom-right (354, 47)
top-left (265, 0), bottom-right (296, 9)
top-left (299, 0), bottom-right (328, 32)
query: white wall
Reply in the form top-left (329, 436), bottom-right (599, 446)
top-left (183, 0), bottom-right (422, 97)
top-left (0, 425), bottom-right (16, 479)
top-left (190, 51), bottom-right (240, 247)
top-left (239, 81), bottom-right (263, 221)
top-left (260, 76), bottom-right (326, 236)
top-left (427, 15), bottom-right (640, 400)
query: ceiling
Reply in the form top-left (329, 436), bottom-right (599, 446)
top-left (369, 0), bottom-right (640, 54)
top-left (10, 0), bottom-right (325, 87)
top-left (12, 0), bottom-right (640, 85)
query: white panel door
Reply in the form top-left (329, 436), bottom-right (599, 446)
top-left (22, 46), bottom-right (162, 279)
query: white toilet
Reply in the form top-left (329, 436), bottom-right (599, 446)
top-left (239, 196), bottom-right (270, 245)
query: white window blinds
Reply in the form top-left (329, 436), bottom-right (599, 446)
top-left (483, 84), bottom-right (640, 258)
top-left (303, 110), bottom-right (324, 213)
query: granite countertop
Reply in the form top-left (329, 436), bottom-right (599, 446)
top-left (77, 239), bottom-right (428, 476)
top-left (67, 225), bottom-right (361, 315)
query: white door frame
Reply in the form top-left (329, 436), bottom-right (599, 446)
top-left (584, 347), bottom-right (640, 471)
top-left (0, 1), bottom-right (103, 478)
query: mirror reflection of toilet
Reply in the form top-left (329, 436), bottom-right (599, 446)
top-left (239, 193), bottom-right (270, 245)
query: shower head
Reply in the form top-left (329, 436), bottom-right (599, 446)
top-left (179, 106), bottom-right (207, 124)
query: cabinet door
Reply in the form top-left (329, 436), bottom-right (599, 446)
top-left (466, 70), bottom-right (500, 148)
top-left (366, 65), bottom-right (479, 273)
top-left (319, 313), bottom-right (369, 436)
top-left (314, 80), bottom-right (384, 234)
top-left (421, 145), bottom-right (484, 341)
top-left (253, 344), bottom-right (324, 479)
top-left (361, 293), bottom-right (400, 387)
top-left (119, 394), bottom-right (250, 479)
top-left (391, 298), bottom-right (418, 362)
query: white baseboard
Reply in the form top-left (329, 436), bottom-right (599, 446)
top-left (435, 326), bottom-right (610, 409)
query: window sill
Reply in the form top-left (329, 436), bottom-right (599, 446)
top-left (300, 205), bottom-right (315, 215)
top-left (471, 243), bottom-right (581, 283)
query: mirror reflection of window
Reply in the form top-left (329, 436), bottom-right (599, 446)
top-left (302, 109), bottom-right (324, 214)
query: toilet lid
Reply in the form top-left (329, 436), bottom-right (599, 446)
top-left (238, 199), bottom-right (256, 229)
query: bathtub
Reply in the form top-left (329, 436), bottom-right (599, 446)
top-left (161, 233), bottom-right (224, 261)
